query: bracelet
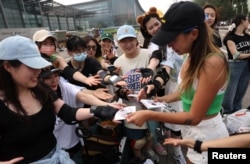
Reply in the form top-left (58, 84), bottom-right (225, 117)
top-left (194, 140), bottom-right (203, 154)
top-left (233, 51), bottom-right (241, 60)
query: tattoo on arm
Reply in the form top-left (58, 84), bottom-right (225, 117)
top-left (183, 119), bottom-right (192, 125)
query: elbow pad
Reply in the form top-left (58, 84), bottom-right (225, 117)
top-left (150, 50), bottom-right (163, 64)
top-left (154, 68), bottom-right (170, 86)
top-left (62, 66), bottom-right (77, 82)
top-left (57, 104), bottom-right (79, 124)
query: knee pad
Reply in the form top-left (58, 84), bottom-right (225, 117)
top-left (131, 137), bottom-right (147, 149)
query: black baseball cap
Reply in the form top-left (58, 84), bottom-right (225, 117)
top-left (39, 66), bottom-right (61, 78)
top-left (151, 1), bottom-right (205, 46)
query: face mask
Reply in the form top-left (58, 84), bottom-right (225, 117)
top-left (73, 52), bottom-right (87, 62)
top-left (40, 45), bottom-right (55, 56)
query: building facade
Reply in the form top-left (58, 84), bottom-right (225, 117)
top-left (0, 0), bottom-right (144, 31)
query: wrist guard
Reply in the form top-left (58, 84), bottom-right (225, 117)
top-left (91, 106), bottom-right (117, 120)
top-left (154, 68), bottom-right (170, 86)
top-left (63, 66), bottom-right (77, 82)
top-left (115, 86), bottom-right (130, 100)
top-left (146, 80), bottom-right (162, 98)
top-left (139, 68), bottom-right (154, 78)
top-left (150, 50), bottom-right (163, 64)
top-left (194, 140), bottom-right (203, 154)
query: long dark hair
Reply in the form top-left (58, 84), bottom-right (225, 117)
top-left (82, 35), bottom-right (102, 58)
top-left (203, 4), bottom-right (219, 29)
top-left (0, 60), bottom-right (54, 118)
top-left (182, 23), bottom-right (228, 91)
top-left (136, 7), bottom-right (161, 48)
top-left (223, 14), bottom-right (248, 45)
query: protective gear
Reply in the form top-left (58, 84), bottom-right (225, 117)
top-left (150, 50), bottom-right (163, 64)
top-left (143, 79), bottom-right (162, 98)
top-left (57, 104), bottom-right (79, 124)
top-left (154, 67), bottom-right (170, 86)
top-left (139, 68), bottom-right (154, 78)
top-left (40, 45), bottom-right (55, 56)
top-left (115, 86), bottom-right (130, 100)
top-left (91, 106), bottom-right (118, 120)
top-left (73, 52), bottom-right (87, 62)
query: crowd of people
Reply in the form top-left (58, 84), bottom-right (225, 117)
top-left (0, 1), bottom-right (250, 164)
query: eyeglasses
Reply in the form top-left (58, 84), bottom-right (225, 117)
top-left (87, 45), bottom-right (97, 51)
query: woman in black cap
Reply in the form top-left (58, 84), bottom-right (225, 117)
top-left (127, 2), bottom-right (229, 163)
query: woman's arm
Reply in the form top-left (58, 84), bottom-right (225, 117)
top-left (81, 88), bottom-right (113, 101)
top-left (164, 133), bottom-right (250, 152)
top-left (227, 40), bottom-right (250, 59)
top-left (51, 55), bottom-right (101, 86)
top-left (53, 98), bottom-right (122, 122)
top-left (76, 91), bottom-right (109, 106)
top-left (155, 90), bottom-right (181, 103)
top-left (127, 55), bottom-right (227, 126)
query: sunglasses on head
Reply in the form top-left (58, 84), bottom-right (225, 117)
top-left (87, 45), bottom-right (97, 51)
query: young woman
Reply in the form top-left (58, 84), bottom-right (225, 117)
top-left (65, 35), bottom-right (104, 90)
top-left (222, 14), bottom-right (250, 114)
top-left (33, 29), bottom-right (101, 87)
top-left (100, 32), bottom-right (118, 66)
top-left (0, 35), bottom-right (121, 163)
top-left (39, 65), bottom-right (122, 163)
top-left (136, 7), bottom-right (185, 162)
top-left (203, 4), bottom-right (222, 48)
top-left (83, 35), bottom-right (102, 61)
top-left (127, 2), bottom-right (229, 164)
top-left (114, 25), bottom-right (159, 163)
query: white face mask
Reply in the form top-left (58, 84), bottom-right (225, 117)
top-left (73, 52), bottom-right (88, 62)
top-left (40, 45), bottom-right (55, 56)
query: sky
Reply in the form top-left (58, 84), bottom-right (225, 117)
top-left (54, 0), bottom-right (192, 13)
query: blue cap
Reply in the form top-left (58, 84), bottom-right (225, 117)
top-left (117, 25), bottom-right (137, 41)
top-left (0, 35), bottom-right (51, 69)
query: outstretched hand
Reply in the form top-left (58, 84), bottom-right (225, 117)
top-left (163, 138), bottom-right (185, 147)
top-left (136, 68), bottom-right (154, 84)
top-left (0, 157), bottom-right (24, 164)
top-left (84, 75), bottom-right (102, 86)
top-left (108, 102), bottom-right (126, 109)
top-left (137, 84), bottom-right (155, 101)
top-left (126, 110), bottom-right (151, 127)
top-left (94, 88), bottom-right (113, 100)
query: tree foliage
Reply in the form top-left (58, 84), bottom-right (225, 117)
top-left (194, 0), bottom-right (249, 25)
